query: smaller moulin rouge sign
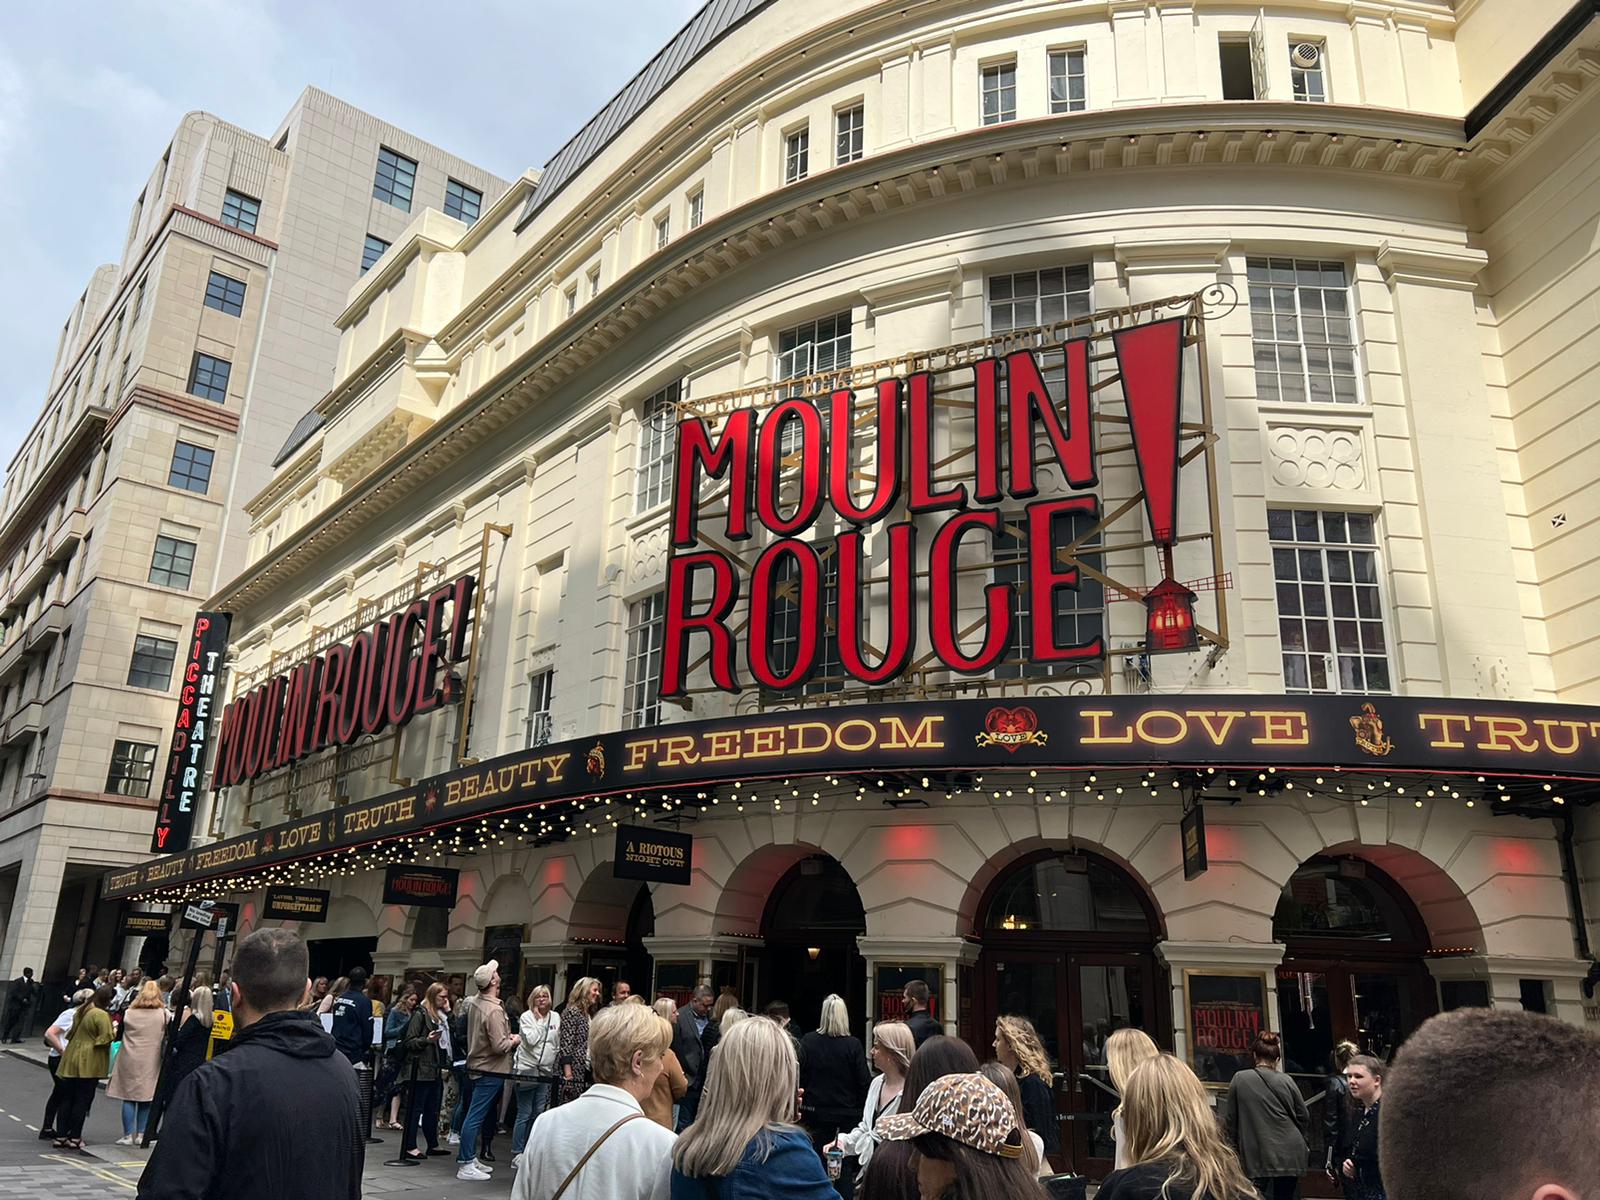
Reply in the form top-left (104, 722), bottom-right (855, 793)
top-left (211, 575), bottom-right (476, 791)
top-left (662, 315), bottom-right (1187, 696)
top-left (151, 612), bottom-right (231, 853)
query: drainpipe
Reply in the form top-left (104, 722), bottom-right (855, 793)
top-left (1555, 812), bottom-right (1600, 997)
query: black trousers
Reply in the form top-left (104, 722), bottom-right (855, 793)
top-left (1, 1005), bottom-right (25, 1041)
top-left (56, 1078), bottom-right (98, 1140)
top-left (41, 1056), bottom-right (64, 1131)
top-left (1253, 1177), bottom-right (1300, 1200)
top-left (401, 1079), bottom-right (442, 1154)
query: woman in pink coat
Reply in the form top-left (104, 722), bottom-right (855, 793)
top-left (106, 980), bottom-right (170, 1144)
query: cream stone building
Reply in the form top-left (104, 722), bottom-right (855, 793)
top-left (0, 88), bottom-right (507, 992)
top-left (105, 0), bottom-right (1599, 1179)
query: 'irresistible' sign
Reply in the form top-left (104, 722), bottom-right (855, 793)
top-left (151, 612), bottom-right (231, 853)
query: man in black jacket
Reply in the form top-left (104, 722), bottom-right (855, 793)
top-left (672, 984), bottom-right (719, 1130)
top-left (3, 967), bottom-right (40, 1042)
top-left (329, 966), bottom-right (372, 1065)
top-left (903, 979), bottom-right (940, 1046)
top-left (137, 928), bottom-right (363, 1200)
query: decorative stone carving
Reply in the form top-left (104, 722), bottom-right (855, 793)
top-left (1266, 424), bottom-right (1366, 491)
top-left (628, 523), bottom-right (670, 584)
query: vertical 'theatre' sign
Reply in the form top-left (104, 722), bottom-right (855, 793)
top-left (150, 612), bottom-right (231, 853)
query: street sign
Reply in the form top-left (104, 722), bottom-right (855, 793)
top-left (183, 904), bottom-right (215, 929)
top-left (207, 1009), bottom-right (234, 1060)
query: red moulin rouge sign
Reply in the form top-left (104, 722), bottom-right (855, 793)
top-left (662, 315), bottom-right (1188, 695)
top-left (212, 575), bottom-right (476, 790)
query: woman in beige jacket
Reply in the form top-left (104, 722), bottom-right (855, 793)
top-left (106, 980), bottom-right (171, 1144)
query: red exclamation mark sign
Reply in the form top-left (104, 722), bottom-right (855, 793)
top-left (1112, 318), bottom-right (1185, 545)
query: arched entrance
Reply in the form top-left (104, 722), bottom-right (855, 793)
top-left (1274, 854), bottom-right (1437, 1072)
top-left (976, 849), bottom-right (1164, 1175)
top-left (306, 896), bottom-right (378, 982)
top-left (758, 855), bottom-right (867, 1036)
top-left (572, 878), bottom-right (655, 1005)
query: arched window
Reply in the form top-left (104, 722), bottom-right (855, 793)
top-left (1273, 857), bottom-right (1426, 947)
top-left (985, 853), bottom-right (1153, 936)
top-left (763, 856), bottom-right (865, 937)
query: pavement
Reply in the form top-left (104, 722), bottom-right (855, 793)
top-left (0, 1043), bottom-right (522, 1198)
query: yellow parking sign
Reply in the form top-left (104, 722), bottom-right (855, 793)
top-left (207, 1010), bottom-right (234, 1060)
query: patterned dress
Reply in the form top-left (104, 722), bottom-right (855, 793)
top-left (554, 1005), bottom-right (590, 1106)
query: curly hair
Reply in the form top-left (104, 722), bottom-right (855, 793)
top-left (995, 1015), bottom-right (1052, 1084)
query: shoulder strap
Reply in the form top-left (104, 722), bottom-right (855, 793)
top-left (550, 1111), bottom-right (648, 1200)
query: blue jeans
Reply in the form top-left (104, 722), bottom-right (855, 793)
top-left (121, 1100), bottom-right (150, 1136)
top-left (450, 1066), bottom-right (471, 1132)
top-left (512, 1080), bottom-right (552, 1154)
top-left (456, 1075), bottom-right (500, 1164)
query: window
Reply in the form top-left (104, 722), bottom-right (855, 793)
top-left (763, 551), bottom-right (842, 695)
top-left (564, 286), bottom-right (577, 317)
top-left (784, 127), bottom-right (810, 183)
top-left (186, 352), bottom-right (231, 403)
top-left (835, 105), bottom-right (864, 165)
top-left (654, 213), bottom-right (670, 250)
top-left (1247, 257), bottom-right (1358, 404)
top-left (130, 279), bottom-right (146, 325)
top-left (1219, 39), bottom-right (1256, 99)
top-left (992, 509), bottom-right (1103, 679)
top-left (203, 271), bottom-right (246, 317)
top-left (587, 266), bottom-right (601, 300)
top-left (981, 62), bottom-right (1018, 125)
top-left (168, 441), bottom-right (215, 494)
top-left (1290, 41), bottom-right (1327, 102)
top-left (988, 265), bottom-right (1093, 333)
top-left (54, 629), bottom-right (70, 684)
top-left (361, 234), bottom-right (391, 274)
top-left (622, 594), bottom-right (666, 729)
top-left (636, 381), bottom-right (680, 512)
top-left (127, 634), bottom-right (179, 689)
top-left (106, 739), bottom-right (158, 797)
top-left (775, 312), bottom-right (852, 388)
top-left (373, 146), bottom-right (418, 211)
top-left (1049, 48), bottom-right (1088, 113)
top-left (1269, 509), bottom-right (1391, 694)
top-left (148, 535), bottom-right (196, 589)
top-left (118, 354), bottom-right (132, 399)
top-left (523, 669), bottom-right (554, 748)
top-left (220, 189), bottom-right (260, 233)
top-left (688, 188), bottom-right (705, 229)
top-left (444, 178), bottom-right (483, 223)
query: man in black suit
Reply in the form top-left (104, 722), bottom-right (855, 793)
top-left (3, 968), bottom-right (40, 1042)
top-left (671, 984), bottom-right (719, 1130)
top-left (903, 979), bottom-right (940, 1046)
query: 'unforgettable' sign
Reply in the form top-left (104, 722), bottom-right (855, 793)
top-left (212, 576), bottom-right (476, 791)
top-left (263, 886), bottom-right (331, 922)
top-left (613, 824), bottom-right (692, 885)
top-left (151, 612), bottom-right (231, 853)
top-left (663, 316), bottom-right (1188, 694)
top-left (102, 694), bottom-right (1600, 900)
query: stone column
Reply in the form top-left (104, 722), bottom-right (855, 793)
top-left (1426, 953), bottom-right (1594, 1027)
top-left (1155, 940), bottom-right (1285, 1065)
top-left (0, 830), bottom-right (64, 982)
top-left (641, 934), bottom-right (752, 991)
top-left (855, 935), bottom-right (981, 1038)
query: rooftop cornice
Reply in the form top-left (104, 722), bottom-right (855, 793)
top-left (209, 102), bottom-right (1467, 619)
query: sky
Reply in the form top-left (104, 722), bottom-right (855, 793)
top-left (0, 0), bottom-right (706, 472)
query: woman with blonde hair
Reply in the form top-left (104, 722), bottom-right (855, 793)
top-left (1106, 1027), bottom-right (1162, 1168)
top-left (555, 975), bottom-right (601, 1105)
top-left (830, 1019), bottom-right (915, 1187)
top-left (398, 982), bottom-right (452, 1162)
top-left (107, 980), bottom-right (170, 1144)
top-left (672, 1013), bottom-right (835, 1196)
top-left (993, 1015), bottom-right (1059, 1161)
top-left (509, 984), bottom-right (559, 1163)
top-left (515, 1003), bottom-right (677, 1198)
top-left (1098, 1054), bottom-right (1258, 1200)
top-left (799, 994), bottom-right (870, 1159)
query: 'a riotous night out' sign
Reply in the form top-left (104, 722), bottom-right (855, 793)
top-left (151, 612), bottom-right (231, 853)
top-left (661, 315), bottom-right (1188, 695)
top-left (211, 576), bottom-right (476, 790)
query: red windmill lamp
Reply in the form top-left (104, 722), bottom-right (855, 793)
top-left (1144, 550), bottom-right (1198, 654)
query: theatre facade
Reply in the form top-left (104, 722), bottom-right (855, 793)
top-left (104, 0), bottom-right (1600, 1179)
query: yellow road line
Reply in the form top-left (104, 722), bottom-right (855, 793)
top-left (41, 1152), bottom-right (137, 1191)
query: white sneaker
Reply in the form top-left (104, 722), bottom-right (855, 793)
top-left (456, 1163), bottom-right (492, 1181)
top-left (448, 1132), bottom-right (461, 1145)
top-left (474, 1158), bottom-right (495, 1173)
top-left (115, 1134), bottom-right (135, 1146)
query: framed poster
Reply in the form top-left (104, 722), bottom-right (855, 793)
top-left (655, 961), bottom-right (698, 1007)
top-left (1183, 969), bottom-right (1270, 1083)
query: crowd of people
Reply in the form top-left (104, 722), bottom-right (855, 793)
top-left (9, 934), bottom-right (1596, 1200)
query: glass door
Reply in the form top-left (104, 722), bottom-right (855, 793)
top-left (1068, 953), bottom-right (1153, 1172)
top-left (986, 951), bottom-right (1070, 1168)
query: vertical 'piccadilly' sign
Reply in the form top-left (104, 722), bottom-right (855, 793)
top-left (151, 612), bottom-right (231, 853)
top-left (661, 314), bottom-right (1188, 695)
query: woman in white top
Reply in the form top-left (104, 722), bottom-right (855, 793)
top-left (829, 1019), bottom-right (915, 1190)
top-left (511, 985), bottom-right (560, 1162)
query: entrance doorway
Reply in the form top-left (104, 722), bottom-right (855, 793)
top-left (976, 850), bottom-right (1163, 1175)
top-left (306, 936), bottom-right (376, 983)
top-left (1274, 854), bottom-right (1437, 1194)
top-left (757, 855), bottom-right (867, 1036)
top-left (583, 883), bottom-right (655, 1005)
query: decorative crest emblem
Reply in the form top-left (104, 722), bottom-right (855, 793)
top-left (586, 741), bottom-right (607, 779)
top-left (974, 706), bottom-right (1049, 752)
top-left (1349, 703), bottom-right (1393, 757)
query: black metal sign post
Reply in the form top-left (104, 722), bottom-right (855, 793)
top-left (141, 900), bottom-right (216, 1147)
